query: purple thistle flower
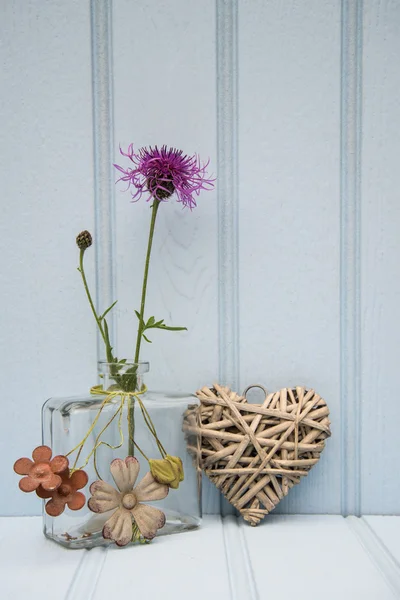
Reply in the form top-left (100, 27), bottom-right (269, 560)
top-left (114, 144), bottom-right (215, 209)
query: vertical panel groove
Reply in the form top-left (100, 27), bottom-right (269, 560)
top-left (216, 0), bottom-right (239, 517)
top-left (65, 548), bottom-right (108, 600)
top-left (222, 516), bottom-right (259, 600)
top-left (347, 517), bottom-right (400, 596)
top-left (90, 0), bottom-right (116, 361)
top-left (216, 0), bottom-right (240, 390)
top-left (340, 0), bottom-right (363, 516)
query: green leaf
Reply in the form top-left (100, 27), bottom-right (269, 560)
top-left (103, 318), bottom-right (110, 343)
top-left (143, 334), bottom-right (152, 343)
top-left (141, 314), bottom-right (188, 333)
top-left (134, 310), bottom-right (146, 329)
top-left (157, 324), bottom-right (188, 332)
top-left (100, 300), bottom-right (118, 321)
top-left (103, 318), bottom-right (114, 359)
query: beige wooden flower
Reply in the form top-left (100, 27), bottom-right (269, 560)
top-left (88, 456), bottom-right (168, 546)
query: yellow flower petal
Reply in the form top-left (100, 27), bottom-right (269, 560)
top-left (149, 455), bottom-right (184, 489)
top-left (166, 455), bottom-right (184, 483)
top-left (149, 458), bottom-right (175, 485)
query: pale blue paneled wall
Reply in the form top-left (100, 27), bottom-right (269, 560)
top-left (361, 0), bottom-right (400, 514)
top-left (1, 0), bottom-right (399, 516)
top-left (1, 0), bottom-right (97, 517)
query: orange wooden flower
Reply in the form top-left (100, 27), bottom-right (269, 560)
top-left (13, 445), bottom-right (68, 493)
top-left (41, 469), bottom-right (88, 517)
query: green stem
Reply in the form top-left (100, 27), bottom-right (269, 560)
top-left (129, 201), bottom-right (160, 457)
top-left (134, 200), bottom-right (160, 363)
top-left (79, 249), bottom-right (113, 362)
top-left (128, 398), bottom-right (135, 456)
top-left (79, 250), bottom-right (105, 344)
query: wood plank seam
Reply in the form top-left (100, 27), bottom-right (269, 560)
top-left (216, 0), bottom-right (240, 391)
top-left (65, 547), bottom-right (109, 600)
top-left (216, 0), bottom-right (240, 517)
top-left (346, 516), bottom-right (400, 597)
top-left (222, 515), bottom-right (259, 600)
top-left (90, 0), bottom-right (117, 360)
top-left (340, 0), bottom-right (363, 517)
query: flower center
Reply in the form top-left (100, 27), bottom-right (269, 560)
top-left (147, 177), bottom-right (175, 200)
top-left (31, 463), bottom-right (51, 479)
top-left (58, 484), bottom-right (71, 497)
top-left (122, 492), bottom-right (137, 510)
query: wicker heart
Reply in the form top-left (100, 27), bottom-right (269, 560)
top-left (185, 383), bottom-right (331, 526)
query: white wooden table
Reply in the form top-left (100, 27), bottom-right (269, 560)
top-left (1, 515), bottom-right (399, 599)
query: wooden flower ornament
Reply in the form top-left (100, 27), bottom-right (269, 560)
top-left (14, 445), bottom-right (68, 493)
top-left (13, 445), bottom-right (88, 516)
top-left (37, 469), bottom-right (88, 516)
top-left (88, 456), bottom-right (169, 546)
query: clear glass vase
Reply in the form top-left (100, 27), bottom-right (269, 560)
top-left (42, 361), bottom-right (201, 548)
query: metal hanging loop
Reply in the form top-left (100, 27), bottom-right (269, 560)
top-left (242, 384), bottom-right (268, 402)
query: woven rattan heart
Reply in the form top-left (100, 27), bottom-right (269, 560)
top-left (184, 383), bottom-right (331, 526)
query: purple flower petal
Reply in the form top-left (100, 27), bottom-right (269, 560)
top-left (114, 144), bottom-right (215, 208)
